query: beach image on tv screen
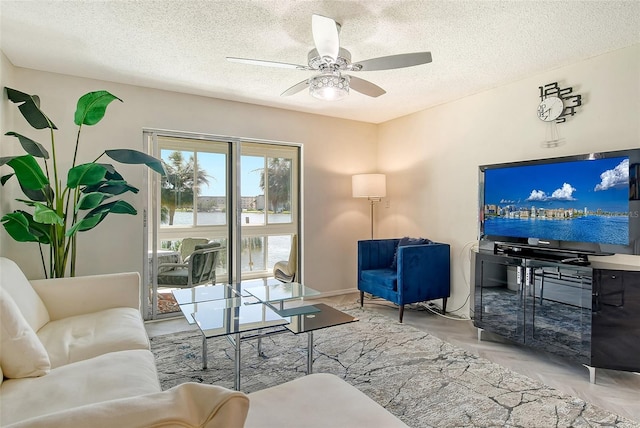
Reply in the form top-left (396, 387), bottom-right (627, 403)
top-left (483, 156), bottom-right (629, 246)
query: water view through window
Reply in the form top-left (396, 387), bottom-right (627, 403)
top-left (169, 211), bottom-right (291, 271)
top-left (157, 142), bottom-right (297, 277)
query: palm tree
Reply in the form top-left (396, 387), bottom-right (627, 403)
top-left (259, 157), bottom-right (291, 212)
top-left (161, 151), bottom-right (210, 225)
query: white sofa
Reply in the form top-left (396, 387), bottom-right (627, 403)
top-left (0, 257), bottom-right (407, 427)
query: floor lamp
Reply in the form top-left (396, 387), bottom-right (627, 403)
top-left (352, 173), bottom-right (386, 239)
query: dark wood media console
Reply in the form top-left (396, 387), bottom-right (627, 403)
top-left (473, 247), bottom-right (640, 383)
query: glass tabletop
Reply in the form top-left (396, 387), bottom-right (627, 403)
top-left (172, 284), bottom-right (240, 305)
top-left (177, 296), bottom-right (254, 325)
top-left (285, 303), bottom-right (358, 334)
top-left (244, 282), bottom-right (320, 304)
top-left (191, 297), bottom-right (288, 338)
top-left (226, 278), bottom-right (284, 297)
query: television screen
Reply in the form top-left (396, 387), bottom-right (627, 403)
top-left (480, 149), bottom-right (640, 255)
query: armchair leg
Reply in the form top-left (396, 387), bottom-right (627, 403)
top-left (442, 298), bottom-right (448, 315)
top-left (399, 305), bottom-right (404, 323)
top-left (360, 291), bottom-right (364, 307)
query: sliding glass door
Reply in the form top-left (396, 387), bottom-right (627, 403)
top-left (144, 131), bottom-right (300, 320)
top-left (240, 143), bottom-right (298, 279)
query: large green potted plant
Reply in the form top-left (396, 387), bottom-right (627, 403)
top-left (1, 87), bottom-right (165, 278)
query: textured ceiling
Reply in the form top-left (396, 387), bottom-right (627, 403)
top-left (1, 1), bottom-right (639, 124)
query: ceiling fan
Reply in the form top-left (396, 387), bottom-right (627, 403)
top-left (227, 14), bottom-right (432, 101)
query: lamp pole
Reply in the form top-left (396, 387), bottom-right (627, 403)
top-left (369, 199), bottom-right (375, 240)
top-left (352, 173), bottom-right (386, 241)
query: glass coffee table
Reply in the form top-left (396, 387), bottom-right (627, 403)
top-left (243, 282), bottom-right (358, 375)
top-left (243, 282), bottom-right (321, 312)
top-left (282, 303), bottom-right (358, 375)
top-left (173, 282), bottom-right (358, 390)
top-left (191, 296), bottom-right (289, 390)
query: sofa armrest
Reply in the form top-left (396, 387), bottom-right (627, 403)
top-left (397, 243), bottom-right (450, 300)
top-left (30, 272), bottom-right (141, 321)
top-left (7, 382), bottom-right (249, 428)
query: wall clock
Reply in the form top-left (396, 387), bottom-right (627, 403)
top-left (538, 82), bottom-right (582, 124)
top-left (537, 96), bottom-right (564, 122)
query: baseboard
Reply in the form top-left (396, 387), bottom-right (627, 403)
top-left (307, 288), bottom-right (359, 299)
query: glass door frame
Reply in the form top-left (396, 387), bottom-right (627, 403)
top-left (142, 129), bottom-right (302, 320)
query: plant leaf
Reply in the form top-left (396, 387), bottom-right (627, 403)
top-left (19, 182), bottom-right (53, 202)
top-left (6, 155), bottom-right (49, 190)
top-left (1, 174), bottom-right (14, 185)
top-left (104, 170), bottom-right (124, 181)
top-left (1, 156), bottom-right (18, 167)
top-left (74, 91), bottom-right (122, 126)
top-left (33, 202), bottom-right (64, 225)
top-left (66, 200), bottom-right (136, 236)
top-left (5, 87), bottom-right (57, 130)
top-left (66, 215), bottom-right (102, 236)
top-left (67, 163), bottom-right (107, 188)
top-left (15, 198), bottom-right (37, 207)
top-left (105, 149), bottom-right (166, 176)
top-left (1, 211), bottom-right (51, 243)
top-left (88, 200), bottom-right (137, 216)
top-left (98, 163), bottom-right (118, 176)
top-left (76, 192), bottom-right (110, 211)
top-left (4, 132), bottom-right (50, 158)
top-left (82, 180), bottom-right (139, 196)
top-left (1, 212), bottom-right (37, 242)
top-left (103, 180), bottom-right (139, 195)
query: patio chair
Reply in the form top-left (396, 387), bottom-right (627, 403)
top-left (157, 242), bottom-right (223, 288)
top-left (273, 235), bottom-right (297, 283)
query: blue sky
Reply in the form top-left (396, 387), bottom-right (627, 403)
top-left (161, 150), bottom-right (264, 196)
top-left (484, 156), bottom-right (629, 212)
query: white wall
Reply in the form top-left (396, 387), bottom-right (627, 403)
top-left (0, 51), bottom-right (17, 257)
top-left (377, 44), bottom-right (640, 317)
top-left (0, 64), bottom-right (378, 294)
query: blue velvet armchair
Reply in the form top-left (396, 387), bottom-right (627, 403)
top-left (358, 238), bottom-right (450, 322)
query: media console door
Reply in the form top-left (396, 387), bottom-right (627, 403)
top-left (524, 259), bottom-right (592, 364)
top-left (474, 251), bottom-right (591, 363)
top-left (473, 253), bottom-right (525, 344)
top-left (591, 269), bottom-right (640, 372)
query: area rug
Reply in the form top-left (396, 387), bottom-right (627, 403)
top-left (150, 305), bottom-right (639, 428)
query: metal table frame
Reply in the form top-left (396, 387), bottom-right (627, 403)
top-left (174, 283), bottom-right (356, 391)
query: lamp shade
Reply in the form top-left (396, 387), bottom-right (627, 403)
top-left (352, 174), bottom-right (386, 198)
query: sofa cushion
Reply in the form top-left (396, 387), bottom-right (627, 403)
top-left (0, 258), bottom-right (50, 332)
top-left (6, 382), bottom-right (249, 428)
top-left (0, 288), bottom-right (51, 379)
top-left (390, 237), bottom-right (433, 269)
top-left (0, 349), bottom-right (160, 426)
top-left (180, 237), bottom-right (210, 262)
top-left (361, 268), bottom-right (398, 291)
top-left (37, 307), bottom-right (150, 368)
top-left (246, 373), bottom-right (408, 428)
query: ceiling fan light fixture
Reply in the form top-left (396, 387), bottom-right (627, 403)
top-left (309, 73), bottom-right (350, 101)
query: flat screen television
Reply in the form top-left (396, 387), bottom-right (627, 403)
top-left (479, 149), bottom-right (640, 257)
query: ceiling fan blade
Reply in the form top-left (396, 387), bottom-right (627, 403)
top-left (281, 79), bottom-right (309, 96)
top-left (348, 76), bottom-right (386, 98)
top-left (312, 14), bottom-right (340, 60)
top-left (226, 57), bottom-right (309, 70)
top-left (355, 52), bottom-right (432, 71)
